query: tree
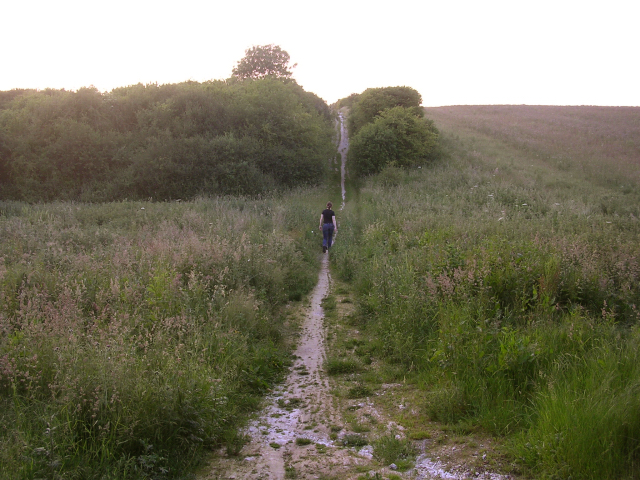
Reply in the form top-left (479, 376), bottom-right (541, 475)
top-left (0, 76), bottom-right (334, 201)
top-left (348, 106), bottom-right (439, 176)
top-left (231, 44), bottom-right (296, 80)
top-left (348, 86), bottom-right (423, 136)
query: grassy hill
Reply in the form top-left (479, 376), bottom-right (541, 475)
top-left (0, 191), bottom-right (334, 479)
top-left (1, 105), bottom-right (639, 479)
top-left (427, 105), bottom-right (640, 193)
top-left (330, 105), bottom-right (640, 479)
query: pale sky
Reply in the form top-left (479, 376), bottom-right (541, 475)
top-left (2, 0), bottom-right (639, 106)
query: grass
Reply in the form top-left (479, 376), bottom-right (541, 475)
top-left (277, 397), bottom-right (305, 411)
top-left (329, 105), bottom-right (640, 479)
top-left (2, 105), bottom-right (639, 480)
top-left (325, 357), bottom-right (363, 375)
top-left (0, 189), bottom-right (331, 479)
top-left (346, 383), bottom-right (373, 399)
top-left (341, 434), bottom-right (368, 447)
top-left (372, 434), bottom-right (416, 471)
top-left (408, 431), bottom-right (431, 441)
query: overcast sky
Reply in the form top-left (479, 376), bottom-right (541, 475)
top-left (2, 0), bottom-right (639, 106)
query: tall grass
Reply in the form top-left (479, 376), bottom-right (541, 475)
top-left (331, 106), bottom-right (640, 479)
top-left (0, 191), bottom-right (326, 479)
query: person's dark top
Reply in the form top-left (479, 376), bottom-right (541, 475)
top-left (322, 209), bottom-right (335, 224)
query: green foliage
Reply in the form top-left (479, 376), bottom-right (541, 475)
top-left (372, 434), bottom-right (416, 471)
top-left (348, 86), bottom-right (422, 136)
top-left (295, 437), bottom-right (313, 446)
top-left (0, 191), bottom-right (325, 479)
top-left (514, 338), bottom-right (640, 480)
top-left (0, 77), bottom-right (334, 201)
top-left (325, 357), bottom-right (363, 375)
top-left (346, 383), bottom-right (373, 398)
top-left (231, 44), bottom-right (295, 80)
top-left (348, 107), bottom-right (439, 175)
top-left (341, 434), bottom-right (368, 447)
top-left (332, 92), bottom-right (360, 110)
top-left (331, 105), bottom-right (640, 478)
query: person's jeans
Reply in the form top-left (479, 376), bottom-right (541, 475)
top-left (322, 223), bottom-right (334, 249)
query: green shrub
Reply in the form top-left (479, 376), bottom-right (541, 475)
top-left (341, 434), bottom-right (368, 447)
top-left (372, 434), bottom-right (416, 471)
top-left (0, 78), bottom-right (335, 201)
top-left (346, 383), bottom-right (373, 399)
top-left (325, 357), bottom-right (363, 375)
top-left (348, 86), bottom-right (423, 136)
top-left (348, 107), bottom-right (439, 176)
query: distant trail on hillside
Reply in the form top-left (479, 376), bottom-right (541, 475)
top-left (338, 112), bottom-right (348, 209)
top-left (199, 110), bottom-right (516, 480)
top-left (200, 112), bottom-right (357, 480)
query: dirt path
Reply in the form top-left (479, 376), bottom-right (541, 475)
top-left (338, 112), bottom-right (348, 208)
top-left (200, 256), bottom-right (393, 480)
top-left (200, 115), bottom-right (364, 480)
top-left (199, 115), bottom-right (515, 480)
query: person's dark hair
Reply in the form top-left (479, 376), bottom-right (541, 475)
top-left (327, 202), bottom-right (332, 209)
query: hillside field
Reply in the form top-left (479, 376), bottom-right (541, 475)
top-left (1, 105), bottom-right (639, 479)
top-left (330, 104), bottom-right (640, 479)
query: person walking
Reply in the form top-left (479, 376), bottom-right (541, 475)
top-left (319, 201), bottom-right (337, 253)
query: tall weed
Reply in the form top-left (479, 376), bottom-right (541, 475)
top-left (332, 106), bottom-right (640, 478)
top-left (0, 190), bottom-right (326, 479)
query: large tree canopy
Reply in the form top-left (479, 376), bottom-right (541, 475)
top-left (231, 44), bottom-right (296, 80)
top-left (347, 105), bottom-right (439, 176)
top-left (0, 78), bottom-right (334, 202)
top-left (348, 86), bottom-right (422, 136)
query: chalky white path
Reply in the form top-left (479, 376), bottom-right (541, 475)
top-left (338, 112), bottom-right (349, 209)
top-left (202, 254), bottom-right (349, 480)
top-left (245, 253), bottom-right (333, 474)
top-left (201, 115), bottom-right (512, 480)
top-left (202, 118), bottom-right (344, 480)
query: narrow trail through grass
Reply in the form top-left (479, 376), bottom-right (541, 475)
top-left (199, 113), bottom-right (361, 480)
top-left (199, 115), bottom-right (514, 480)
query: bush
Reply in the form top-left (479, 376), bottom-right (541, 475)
top-left (325, 357), bottom-right (363, 375)
top-left (341, 434), bottom-right (368, 447)
top-left (348, 86), bottom-right (423, 136)
top-left (372, 434), bottom-right (416, 471)
top-left (348, 107), bottom-right (439, 176)
top-left (0, 79), bottom-right (335, 201)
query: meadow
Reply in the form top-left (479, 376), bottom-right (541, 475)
top-left (2, 104), bottom-right (639, 480)
top-left (0, 188), bottom-right (337, 479)
top-left (331, 105), bottom-right (640, 479)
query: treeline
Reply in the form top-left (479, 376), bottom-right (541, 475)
top-left (0, 78), bottom-right (335, 202)
top-left (340, 86), bottom-right (440, 175)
